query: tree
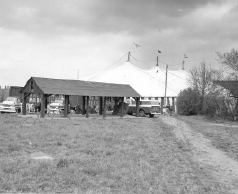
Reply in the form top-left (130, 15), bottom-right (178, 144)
top-left (188, 61), bottom-right (223, 112)
top-left (177, 88), bottom-right (201, 115)
top-left (216, 49), bottom-right (238, 120)
top-left (216, 48), bottom-right (238, 79)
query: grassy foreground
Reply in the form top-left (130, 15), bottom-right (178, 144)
top-left (0, 114), bottom-right (231, 193)
top-left (179, 115), bottom-right (238, 161)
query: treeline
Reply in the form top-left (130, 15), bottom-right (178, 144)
top-left (177, 49), bottom-right (238, 121)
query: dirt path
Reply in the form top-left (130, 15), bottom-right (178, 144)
top-left (159, 116), bottom-right (238, 194)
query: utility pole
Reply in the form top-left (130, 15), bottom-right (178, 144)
top-left (164, 64), bottom-right (168, 107)
top-left (156, 56), bottom-right (158, 66)
top-left (127, 52), bottom-right (131, 62)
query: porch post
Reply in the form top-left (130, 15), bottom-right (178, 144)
top-left (40, 93), bottom-right (45, 118)
top-left (136, 97), bottom-right (140, 117)
top-left (99, 97), bottom-right (103, 115)
top-left (22, 93), bottom-right (27, 115)
top-left (103, 97), bottom-right (106, 118)
top-left (120, 97), bottom-right (124, 117)
top-left (82, 96), bottom-right (85, 115)
top-left (86, 96), bottom-right (89, 118)
top-left (45, 96), bottom-right (48, 110)
top-left (64, 95), bottom-right (69, 118)
top-left (35, 94), bottom-right (37, 104)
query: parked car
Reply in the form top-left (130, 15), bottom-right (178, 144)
top-left (48, 99), bottom-right (65, 114)
top-left (127, 100), bottom-right (161, 117)
top-left (0, 96), bottom-right (21, 113)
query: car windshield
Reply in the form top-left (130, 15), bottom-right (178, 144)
top-left (141, 101), bottom-right (159, 105)
top-left (54, 99), bottom-right (64, 104)
top-left (29, 98), bottom-right (40, 103)
top-left (5, 97), bottom-right (17, 102)
top-left (131, 101), bottom-right (159, 105)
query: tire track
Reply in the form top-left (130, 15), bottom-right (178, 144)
top-left (159, 116), bottom-right (238, 193)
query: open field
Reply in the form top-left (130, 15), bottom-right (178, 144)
top-left (0, 114), bottom-right (238, 193)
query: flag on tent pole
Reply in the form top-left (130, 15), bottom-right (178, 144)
top-left (133, 42), bottom-right (141, 47)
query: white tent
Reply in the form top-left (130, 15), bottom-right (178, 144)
top-left (81, 62), bottom-right (189, 97)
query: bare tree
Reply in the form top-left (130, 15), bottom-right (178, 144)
top-left (188, 61), bottom-right (223, 112)
top-left (216, 49), bottom-right (238, 79)
top-left (216, 49), bottom-right (238, 120)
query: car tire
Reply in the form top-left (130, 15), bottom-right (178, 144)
top-left (149, 114), bottom-right (154, 118)
top-left (139, 109), bottom-right (146, 117)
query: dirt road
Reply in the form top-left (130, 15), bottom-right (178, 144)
top-left (159, 116), bottom-right (238, 194)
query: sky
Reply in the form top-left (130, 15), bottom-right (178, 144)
top-left (0, 0), bottom-right (238, 87)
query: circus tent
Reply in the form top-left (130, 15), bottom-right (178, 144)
top-left (81, 61), bottom-right (189, 97)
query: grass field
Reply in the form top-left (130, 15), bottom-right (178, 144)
top-left (0, 114), bottom-right (237, 193)
top-left (179, 115), bottom-right (238, 162)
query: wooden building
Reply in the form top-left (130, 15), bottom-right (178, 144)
top-left (20, 77), bottom-right (141, 118)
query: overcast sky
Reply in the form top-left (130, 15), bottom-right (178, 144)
top-left (0, 0), bottom-right (238, 87)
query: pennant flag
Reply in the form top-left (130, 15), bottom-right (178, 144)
top-left (184, 54), bottom-right (188, 58)
top-left (158, 50), bottom-right (161, 53)
top-left (133, 42), bottom-right (141, 47)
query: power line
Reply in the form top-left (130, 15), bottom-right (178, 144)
top-left (131, 55), bottom-right (157, 63)
top-left (128, 64), bottom-right (180, 93)
top-left (167, 61), bottom-right (183, 67)
top-left (167, 71), bottom-right (187, 80)
top-left (159, 67), bottom-right (187, 80)
top-left (88, 51), bottom-right (184, 94)
top-left (88, 52), bottom-right (128, 80)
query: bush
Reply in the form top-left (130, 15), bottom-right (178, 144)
top-left (177, 88), bottom-right (201, 115)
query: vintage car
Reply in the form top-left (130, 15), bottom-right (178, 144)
top-left (0, 96), bottom-right (21, 113)
top-left (127, 100), bottom-right (161, 117)
top-left (48, 99), bottom-right (65, 114)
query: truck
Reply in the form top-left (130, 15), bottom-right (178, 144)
top-left (0, 96), bottom-right (22, 113)
top-left (0, 86), bottom-right (24, 113)
top-left (127, 100), bottom-right (161, 117)
top-left (0, 86), bottom-right (24, 103)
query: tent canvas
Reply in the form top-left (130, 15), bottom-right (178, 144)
top-left (81, 62), bottom-right (189, 97)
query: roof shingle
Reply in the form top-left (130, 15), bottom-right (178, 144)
top-left (20, 77), bottom-right (141, 97)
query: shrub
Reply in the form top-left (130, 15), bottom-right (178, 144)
top-left (177, 88), bottom-right (201, 115)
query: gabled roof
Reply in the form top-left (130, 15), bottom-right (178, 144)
top-left (213, 80), bottom-right (238, 97)
top-left (81, 62), bottom-right (189, 97)
top-left (20, 77), bottom-right (141, 97)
